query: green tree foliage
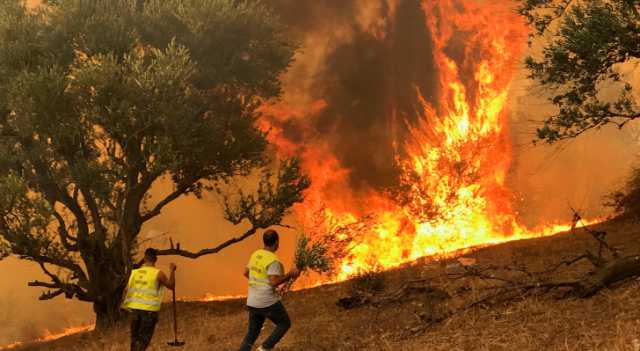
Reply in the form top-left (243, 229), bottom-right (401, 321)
top-left (0, 0), bottom-right (308, 328)
top-left (608, 166), bottom-right (640, 220)
top-left (519, 0), bottom-right (640, 142)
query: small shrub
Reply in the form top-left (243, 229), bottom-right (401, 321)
top-left (608, 166), bottom-right (640, 220)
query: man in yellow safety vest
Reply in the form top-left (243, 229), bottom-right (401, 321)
top-left (123, 248), bottom-right (176, 351)
top-left (239, 229), bottom-right (300, 351)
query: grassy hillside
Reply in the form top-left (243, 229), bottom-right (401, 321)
top-left (13, 217), bottom-right (640, 351)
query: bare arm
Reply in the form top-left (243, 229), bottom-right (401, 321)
top-left (268, 265), bottom-right (300, 287)
top-left (158, 263), bottom-right (176, 290)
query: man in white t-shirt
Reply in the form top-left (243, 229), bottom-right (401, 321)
top-left (239, 230), bottom-right (299, 351)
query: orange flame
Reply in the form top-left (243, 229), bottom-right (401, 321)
top-left (189, 293), bottom-right (246, 302)
top-left (259, 0), bottom-right (593, 281)
top-left (0, 325), bottom-right (94, 350)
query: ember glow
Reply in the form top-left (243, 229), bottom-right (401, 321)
top-left (259, 0), bottom-right (596, 280)
top-left (0, 325), bottom-right (93, 350)
top-left (188, 293), bottom-right (246, 302)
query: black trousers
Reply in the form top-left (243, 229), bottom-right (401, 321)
top-left (239, 301), bottom-right (291, 351)
top-left (130, 310), bottom-right (159, 351)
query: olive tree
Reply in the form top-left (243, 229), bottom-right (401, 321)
top-left (0, 0), bottom-right (308, 329)
top-left (519, 0), bottom-right (640, 142)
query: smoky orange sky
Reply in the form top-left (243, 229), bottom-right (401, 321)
top-left (1, 0), bottom-right (639, 346)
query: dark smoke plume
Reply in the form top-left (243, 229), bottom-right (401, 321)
top-left (269, 0), bottom-right (439, 191)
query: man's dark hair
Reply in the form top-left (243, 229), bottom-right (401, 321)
top-left (144, 248), bottom-right (158, 263)
top-left (263, 229), bottom-right (279, 247)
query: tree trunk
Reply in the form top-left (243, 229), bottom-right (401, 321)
top-left (576, 255), bottom-right (640, 297)
top-left (90, 254), bottom-right (128, 331)
top-left (93, 294), bottom-right (126, 330)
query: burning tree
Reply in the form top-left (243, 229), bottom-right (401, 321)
top-left (519, 0), bottom-right (640, 142)
top-left (0, 0), bottom-right (308, 329)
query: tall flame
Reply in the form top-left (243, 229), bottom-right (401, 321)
top-left (259, 0), bottom-right (590, 281)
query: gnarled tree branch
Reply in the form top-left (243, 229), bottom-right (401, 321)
top-left (155, 226), bottom-right (260, 259)
top-left (51, 210), bottom-right (79, 251)
top-left (140, 178), bottom-right (197, 223)
top-left (28, 280), bottom-right (91, 301)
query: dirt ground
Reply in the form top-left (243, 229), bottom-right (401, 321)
top-left (14, 217), bottom-right (640, 351)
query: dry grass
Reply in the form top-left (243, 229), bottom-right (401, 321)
top-left (404, 286), bottom-right (640, 351)
top-left (18, 217), bottom-right (640, 351)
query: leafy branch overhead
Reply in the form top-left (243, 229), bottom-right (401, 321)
top-left (0, 0), bottom-right (300, 329)
top-left (156, 158), bottom-right (310, 259)
top-left (519, 0), bottom-right (640, 142)
top-left (222, 158), bottom-right (309, 229)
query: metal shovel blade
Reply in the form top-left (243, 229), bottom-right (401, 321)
top-left (168, 340), bottom-right (185, 347)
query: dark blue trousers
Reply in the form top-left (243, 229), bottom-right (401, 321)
top-left (239, 301), bottom-right (291, 350)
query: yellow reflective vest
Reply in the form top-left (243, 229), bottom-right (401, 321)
top-left (248, 249), bottom-right (280, 287)
top-left (122, 266), bottom-right (164, 312)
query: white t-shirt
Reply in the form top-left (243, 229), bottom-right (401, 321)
top-left (246, 261), bottom-right (283, 308)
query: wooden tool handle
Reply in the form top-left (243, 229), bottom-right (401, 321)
top-left (172, 280), bottom-right (178, 341)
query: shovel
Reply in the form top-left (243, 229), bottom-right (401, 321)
top-left (167, 275), bottom-right (185, 347)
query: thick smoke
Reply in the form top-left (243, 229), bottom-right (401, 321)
top-left (508, 72), bottom-right (640, 226)
top-left (266, 0), bottom-right (640, 224)
top-left (269, 0), bottom-right (438, 191)
top-left (0, 258), bottom-right (93, 345)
